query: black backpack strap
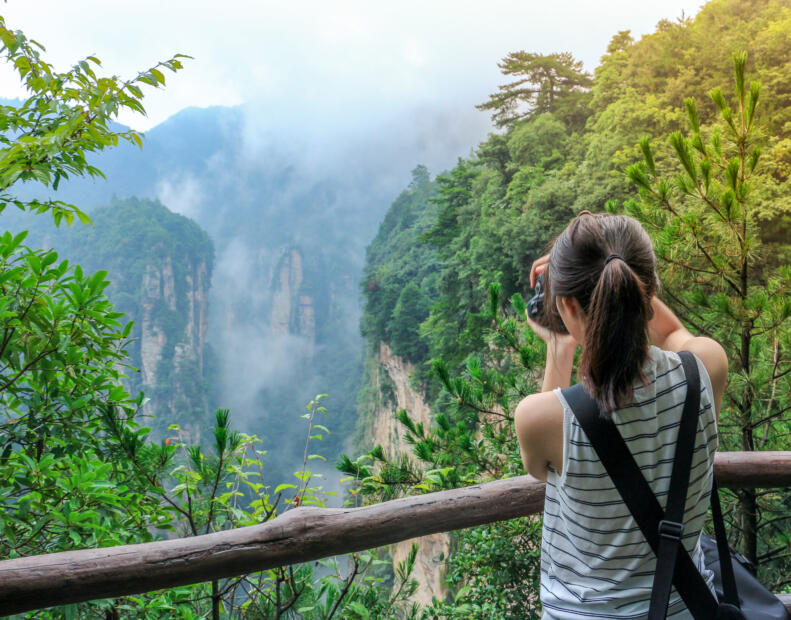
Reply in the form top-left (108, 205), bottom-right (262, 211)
top-left (710, 478), bottom-right (740, 607)
top-left (649, 350), bottom-right (702, 619)
top-left (562, 355), bottom-right (718, 620)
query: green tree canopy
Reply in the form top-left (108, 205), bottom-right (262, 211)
top-left (476, 51), bottom-right (592, 129)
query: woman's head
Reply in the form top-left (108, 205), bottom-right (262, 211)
top-left (545, 212), bottom-right (658, 413)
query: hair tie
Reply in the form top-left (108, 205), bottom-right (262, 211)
top-left (604, 253), bottom-right (623, 266)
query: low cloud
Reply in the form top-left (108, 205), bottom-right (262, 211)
top-left (156, 174), bottom-right (206, 220)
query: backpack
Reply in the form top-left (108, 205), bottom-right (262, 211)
top-left (561, 351), bottom-right (790, 620)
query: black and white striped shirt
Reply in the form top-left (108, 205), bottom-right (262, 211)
top-left (541, 346), bottom-right (719, 619)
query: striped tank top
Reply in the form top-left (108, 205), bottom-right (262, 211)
top-left (541, 346), bottom-right (719, 619)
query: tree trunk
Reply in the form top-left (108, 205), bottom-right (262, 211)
top-left (212, 579), bottom-right (220, 620)
top-left (739, 316), bottom-right (758, 565)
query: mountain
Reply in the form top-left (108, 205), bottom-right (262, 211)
top-left (6, 100), bottom-right (491, 484)
top-left (15, 198), bottom-right (215, 440)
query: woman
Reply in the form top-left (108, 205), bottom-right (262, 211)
top-left (514, 212), bottom-right (729, 619)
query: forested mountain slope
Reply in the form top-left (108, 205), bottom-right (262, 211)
top-left (14, 198), bottom-right (215, 439)
top-left (2, 0), bottom-right (790, 617)
top-left (363, 0), bottom-right (791, 391)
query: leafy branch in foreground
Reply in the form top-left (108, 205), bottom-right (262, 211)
top-left (0, 16), bottom-right (423, 618)
top-left (0, 15), bottom-right (189, 226)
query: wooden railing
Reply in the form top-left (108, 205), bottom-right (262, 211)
top-left (1, 451), bottom-right (790, 616)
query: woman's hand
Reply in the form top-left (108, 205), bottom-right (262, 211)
top-left (527, 252), bottom-right (578, 349)
top-left (525, 311), bottom-right (578, 350)
top-left (530, 253), bottom-right (550, 288)
top-left (526, 309), bottom-right (578, 391)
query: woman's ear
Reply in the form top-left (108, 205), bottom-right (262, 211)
top-left (557, 296), bottom-right (586, 342)
top-left (556, 295), bottom-right (580, 320)
top-left (563, 296), bottom-right (584, 319)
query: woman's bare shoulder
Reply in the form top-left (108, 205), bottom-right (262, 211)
top-left (514, 390), bottom-right (565, 479)
top-left (668, 337), bottom-right (728, 417)
top-left (515, 391), bottom-right (564, 425)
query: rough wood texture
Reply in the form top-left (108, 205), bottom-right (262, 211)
top-left (0, 451), bottom-right (789, 615)
top-left (0, 475), bottom-right (545, 614)
top-left (713, 451), bottom-right (791, 488)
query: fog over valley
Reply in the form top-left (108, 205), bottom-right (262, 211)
top-left (7, 98), bottom-right (492, 487)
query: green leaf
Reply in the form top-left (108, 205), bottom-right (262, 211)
top-left (732, 50), bottom-right (747, 102)
top-left (347, 602), bottom-right (370, 618)
top-left (75, 209), bottom-right (92, 226)
top-left (746, 81), bottom-right (761, 127)
top-left (639, 137), bottom-right (656, 176)
top-left (668, 131), bottom-right (697, 183)
top-left (150, 68), bottom-right (165, 84)
top-left (684, 98), bottom-right (700, 134)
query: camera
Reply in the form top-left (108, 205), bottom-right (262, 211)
top-left (527, 273), bottom-right (568, 334)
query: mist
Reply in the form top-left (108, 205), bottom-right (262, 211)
top-left (0, 0), bottom-right (708, 500)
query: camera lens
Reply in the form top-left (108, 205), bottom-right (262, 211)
top-left (526, 274), bottom-right (567, 334)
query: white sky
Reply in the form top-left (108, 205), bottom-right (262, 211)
top-left (1, 1), bottom-right (705, 131)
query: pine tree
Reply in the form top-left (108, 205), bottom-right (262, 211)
top-left (624, 51), bottom-right (791, 579)
top-left (476, 51), bottom-right (592, 129)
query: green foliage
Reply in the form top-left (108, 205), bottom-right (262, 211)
top-left (70, 197), bottom-right (214, 434)
top-left (360, 0), bottom-right (791, 432)
top-left (623, 50), bottom-right (791, 581)
top-left (389, 282), bottom-right (431, 362)
top-left (0, 18), bottom-right (421, 619)
top-left (361, 164), bottom-right (441, 361)
top-left (416, 137), bottom-right (574, 385)
top-left (356, 164), bottom-right (443, 449)
top-left (0, 16), bottom-right (188, 227)
top-left (343, 285), bottom-right (544, 617)
top-left (6, 1), bottom-right (791, 616)
top-left (350, 284), bottom-right (544, 493)
top-left (14, 196), bottom-right (217, 436)
top-left (0, 190), bottom-right (172, 564)
top-left (95, 398), bottom-right (424, 618)
top-left (0, 17), bottom-right (193, 616)
top-left (476, 51), bottom-right (592, 129)
top-left (424, 518), bottom-right (542, 620)
top-left (354, 0), bottom-right (791, 609)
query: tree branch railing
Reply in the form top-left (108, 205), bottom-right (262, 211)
top-left (1, 452), bottom-right (791, 615)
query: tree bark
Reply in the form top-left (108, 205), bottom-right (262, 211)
top-left (739, 313), bottom-right (758, 565)
top-left (211, 579), bottom-right (220, 620)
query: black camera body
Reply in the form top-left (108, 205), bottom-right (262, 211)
top-left (526, 273), bottom-right (568, 334)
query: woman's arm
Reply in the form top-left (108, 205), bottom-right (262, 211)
top-left (527, 318), bottom-right (577, 392)
top-left (527, 252), bottom-right (578, 391)
top-left (514, 391), bottom-right (564, 481)
top-left (648, 297), bottom-right (729, 416)
top-left (512, 254), bottom-right (575, 480)
top-left (512, 321), bottom-right (573, 479)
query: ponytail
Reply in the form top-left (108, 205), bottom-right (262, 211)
top-left (580, 257), bottom-right (650, 413)
top-left (547, 213), bottom-right (657, 415)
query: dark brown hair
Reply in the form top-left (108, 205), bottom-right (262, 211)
top-left (545, 213), bottom-right (658, 413)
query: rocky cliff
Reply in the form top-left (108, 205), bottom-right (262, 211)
top-left (34, 197), bottom-right (216, 439)
top-left (370, 341), bottom-right (449, 605)
top-left (208, 239), bottom-right (351, 487)
top-left (139, 252), bottom-right (211, 439)
top-left (269, 247), bottom-right (316, 356)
